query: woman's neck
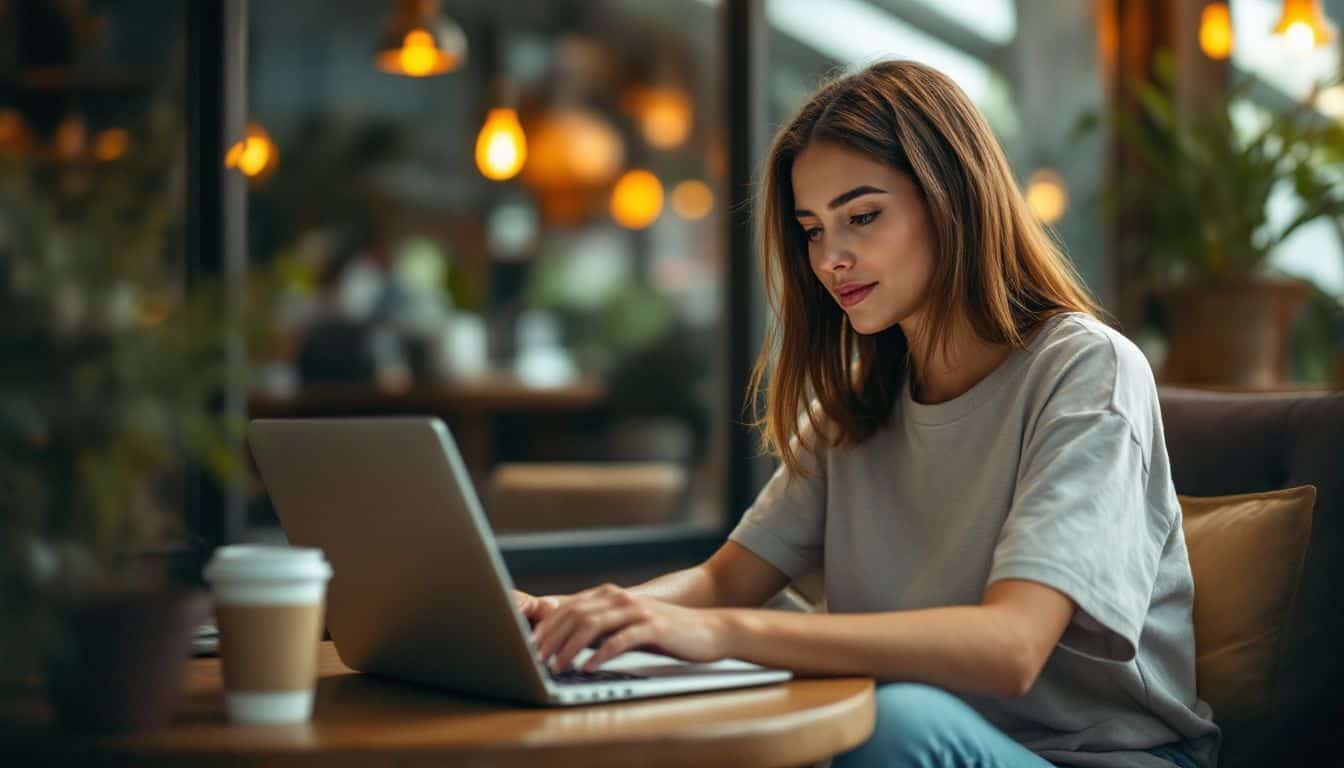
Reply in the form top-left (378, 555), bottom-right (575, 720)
top-left (901, 311), bottom-right (1014, 405)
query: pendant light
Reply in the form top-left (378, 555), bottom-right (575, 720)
top-left (375, 0), bottom-right (467, 77)
top-left (1272, 0), bottom-right (1335, 55)
top-left (1199, 2), bottom-right (1234, 60)
top-left (476, 77), bottom-right (527, 181)
top-left (225, 122), bottom-right (279, 181)
top-left (476, 108), bottom-right (526, 180)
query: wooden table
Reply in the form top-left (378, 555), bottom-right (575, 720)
top-left (7, 642), bottom-right (875, 767)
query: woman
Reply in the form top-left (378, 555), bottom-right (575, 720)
top-left (516, 60), bottom-right (1219, 768)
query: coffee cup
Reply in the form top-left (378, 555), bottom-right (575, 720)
top-left (203, 545), bottom-right (332, 725)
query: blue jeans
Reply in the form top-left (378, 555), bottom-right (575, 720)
top-left (833, 683), bottom-right (1200, 768)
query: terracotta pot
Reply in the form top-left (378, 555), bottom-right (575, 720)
top-left (1159, 278), bottom-right (1311, 388)
top-left (46, 587), bottom-right (209, 733)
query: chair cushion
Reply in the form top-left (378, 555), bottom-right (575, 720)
top-left (1180, 485), bottom-right (1315, 723)
top-left (486, 462), bottom-right (687, 531)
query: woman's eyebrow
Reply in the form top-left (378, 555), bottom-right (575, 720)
top-left (795, 185), bottom-right (887, 217)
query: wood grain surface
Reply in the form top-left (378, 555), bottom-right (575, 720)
top-left (3, 642), bottom-right (875, 768)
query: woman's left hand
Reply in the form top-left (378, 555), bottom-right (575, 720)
top-left (530, 583), bottom-right (731, 673)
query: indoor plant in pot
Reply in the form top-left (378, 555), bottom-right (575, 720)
top-left (1092, 51), bottom-right (1344, 387)
top-left (0, 99), bottom-right (260, 732)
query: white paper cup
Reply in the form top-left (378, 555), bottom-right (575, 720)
top-left (203, 545), bottom-right (332, 725)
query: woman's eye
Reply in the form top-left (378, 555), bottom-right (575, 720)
top-left (804, 226), bottom-right (822, 243)
top-left (850, 211), bottom-right (880, 226)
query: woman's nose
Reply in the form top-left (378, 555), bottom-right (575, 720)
top-left (820, 246), bottom-right (854, 271)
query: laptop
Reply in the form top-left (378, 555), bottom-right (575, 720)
top-left (246, 416), bottom-right (792, 706)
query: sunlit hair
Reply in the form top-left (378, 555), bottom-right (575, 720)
top-left (747, 59), bottom-right (1101, 475)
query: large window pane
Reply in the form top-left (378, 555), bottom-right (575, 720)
top-left (1230, 0), bottom-right (1344, 304)
top-left (762, 0), bottom-right (1107, 296)
top-left (242, 0), bottom-right (729, 539)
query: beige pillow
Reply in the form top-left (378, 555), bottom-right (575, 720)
top-left (1179, 485), bottom-right (1315, 723)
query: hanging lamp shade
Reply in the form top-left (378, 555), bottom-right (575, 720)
top-left (375, 0), bottom-right (467, 77)
top-left (1272, 0), bottom-right (1335, 52)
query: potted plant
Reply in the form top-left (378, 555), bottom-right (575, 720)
top-left (1083, 51), bottom-right (1344, 387)
top-left (0, 98), bottom-right (266, 732)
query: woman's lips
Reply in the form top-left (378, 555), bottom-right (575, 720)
top-left (837, 282), bottom-right (877, 307)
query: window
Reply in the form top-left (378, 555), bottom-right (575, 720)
top-left (1231, 0), bottom-right (1344, 297)
top-left (240, 0), bottom-right (736, 551)
top-left (761, 0), bottom-right (1108, 297)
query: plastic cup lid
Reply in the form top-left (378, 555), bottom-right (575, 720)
top-left (203, 544), bottom-right (332, 584)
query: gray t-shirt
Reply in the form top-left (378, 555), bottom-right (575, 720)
top-left (729, 312), bottom-right (1220, 768)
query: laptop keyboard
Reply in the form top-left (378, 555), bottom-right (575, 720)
top-left (548, 668), bottom-right (649, 685)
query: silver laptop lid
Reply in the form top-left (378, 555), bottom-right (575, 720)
top-left (247, 417), bottom-right (552, 703)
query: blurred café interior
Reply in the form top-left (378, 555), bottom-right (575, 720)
top-left (3, 0), bottom-right (1344, 677)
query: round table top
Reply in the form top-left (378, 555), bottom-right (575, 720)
top-left (17, 642), bottom-right (876, 768)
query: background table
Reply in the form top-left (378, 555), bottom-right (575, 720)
top-left (247, 374), bottom-right (610, 490)
top-left (6, 642), bottom-right (876, 767)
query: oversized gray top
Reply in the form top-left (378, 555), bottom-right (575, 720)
top-left (729, 312), bottom-right (1220, 768)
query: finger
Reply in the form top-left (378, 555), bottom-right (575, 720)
top-left (516, 593), bottom-right (536, 618)
top-left (582, 624), bottom-right (651, 671)
top-left (534, 597), bottom-right (607, 661)
top-left (532, 608), bottom-right (572, 661)
top-left (524, 597), bottom-right (555, 625)
top-left (551, 608), bottom-right (637, 672)
top-left (538, 595), bottom-right (626, 664)
top-left (535, 596), bottom-right (562, 621)
top-left (533, 588), bottom-right (622, 658)
top-left (530, 599), bottom-right (572, 652)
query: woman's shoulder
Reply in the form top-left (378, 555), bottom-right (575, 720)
top-left (1023, 312), bottom-right (1158, 414)
top-left (1029, 312), bottom-right (1153, 379)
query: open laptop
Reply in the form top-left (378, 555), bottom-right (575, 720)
top-left (246, 416), bottom-right (792, 706)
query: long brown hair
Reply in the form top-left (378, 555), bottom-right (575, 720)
top-left (747, 60), bottom-right (1101, 475)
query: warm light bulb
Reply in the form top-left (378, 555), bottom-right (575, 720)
top-left (476, 108), bottom-right (527, 181)
top-left (642, 90), bottom-right (692, 149)
top-left (610, 169), bottom-right (664, 229)
top-left (398, 29), bottom-right (443, 76)
top-left (671, 180), bottom-right (713, 220)
top-left (225, 123), bottom-right (278, 179)
top-left (1199, 3), bottom-right (1234, 60)
top-left (238, 140), bottom-right (270, 175)
top-left (622, 86), bottom-right (694, 150)
top-left (1273, 0), bottom-right (1334, 52)
top-left (1285, 20), bottom-right (1317, 53)
top-left (1026, 169), bottom-right (1068, 225)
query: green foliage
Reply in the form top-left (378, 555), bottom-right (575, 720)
top-left (0, 100), bottom-right (276, 674)
top-left (1082, 50), bottom-right (1344, 285)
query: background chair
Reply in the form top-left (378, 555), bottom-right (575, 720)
top-left (486, 462), bottom-right (688, 531)
top-left (1157, 387), bottom-right (1342, 767)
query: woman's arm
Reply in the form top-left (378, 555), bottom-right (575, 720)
top-left (713, 579), bottom-right (1076, 698)
top-left (625, 541), bottom-right (793, 608)
top-left (532, 578), bottom-right (1074, 700)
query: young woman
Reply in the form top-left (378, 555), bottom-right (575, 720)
top-left (515, 60), bottom-right (1220, 768)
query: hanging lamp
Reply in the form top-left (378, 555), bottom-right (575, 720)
top-left (375, 0), bottom-right (467, 77)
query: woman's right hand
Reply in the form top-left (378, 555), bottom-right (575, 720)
top-left (513, 589), bottom-right (564, 626)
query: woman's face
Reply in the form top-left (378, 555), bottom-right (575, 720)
top-left (790, 141), bottom-right (936, 336)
